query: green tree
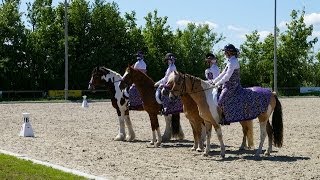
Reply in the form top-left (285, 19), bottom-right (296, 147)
top-left (0, 0), bottom-right (27, 90)
top-left (277, 9), bottom-right (318, 88)
top-left (175, 23), bottom-right (224, 78)
top-left (26, 0), bottom-right (64, 89)
top-left (142, 10), bottom-right (175, 80)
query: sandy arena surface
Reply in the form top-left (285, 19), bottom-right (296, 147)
top-left (0, 98), bottom-right (320, 179)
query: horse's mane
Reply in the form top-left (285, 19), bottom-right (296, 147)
top-left (176, 71), bottom-right (212, 89)
top-left (129, 66), bottom-right (155, 84)
top-left (99, 66), bottom-right (122, 78)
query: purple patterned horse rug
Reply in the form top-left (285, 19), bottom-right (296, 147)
top-left (167, 71), bottom-right (283, 157)
top-left (156, 86), bottom-right (183, 115)
top-left (219, 86), bottom-right (272, 124)
top-left (127, 85), bottom-right (144, 110)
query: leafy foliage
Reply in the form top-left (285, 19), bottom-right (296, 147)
top-left (0, 1), bottom-right (319, 93)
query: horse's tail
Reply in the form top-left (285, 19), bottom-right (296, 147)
top-left (272, 94), bottom-right (283, 148)
top-left (171, 113), bottom-right (181, 138)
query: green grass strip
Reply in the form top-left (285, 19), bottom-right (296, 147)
top-left (0, 153), bottom-right (87, 180)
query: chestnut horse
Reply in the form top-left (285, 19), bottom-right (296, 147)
top-left (119, 66), bottom-right (184, 147)
top-left (167, 71), bottom-right (283, 158)
top-left (89, 67), bottom-right (183, 146)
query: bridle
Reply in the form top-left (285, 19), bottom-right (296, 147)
top-left (89, 71), bottom-right (123, 89)
top-left (169, 73), bottom-right (216, 97)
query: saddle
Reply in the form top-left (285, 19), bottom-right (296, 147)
top-left (155, 87), bottom-right (183, 115)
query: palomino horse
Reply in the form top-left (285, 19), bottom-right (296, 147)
top-left (119, 65), bottom-right (184, 147)
top-left (89, 66), bottom-right (183, 146)
top-left (162, 87), bottom-right (254, 152)
top-left (167, 71), bottom-right (283, 158)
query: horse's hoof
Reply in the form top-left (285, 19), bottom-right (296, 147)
top-left (162, 136), bottom-right (170, 142)
top-left (254, 153), bottom-right (261, 157)
top-left (239, 146), bottom-right (246, 151)
top-left (150, 141), bottom-right (154, 145)
top-left (114, 134), bottom-right (125, 141)
top-left (264, 151), bottom-right (271, 156)
top-left (155, 142), bottom-right (161, 148)
top-left (126, 135), bottom-right (135, 142)
top-left (196, 148), bottom-right (203, 152)
top-left (202, 153), bottom-right (208, 157)
top-left (178, 132), bottom-right (185, 140)
top-left (191, 147), bottom-right (196, 151)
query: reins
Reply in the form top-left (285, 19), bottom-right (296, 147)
top-left (171, 74), bottom-right (216, 96)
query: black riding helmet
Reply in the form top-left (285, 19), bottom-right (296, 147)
top-left (163, 52), bottom-right (176, 63)
top-left (205, 53), bottom-right (216, 60)
top-left (135, 50), bottom-right (144, 58)
top-left (223, 44), bottom-right (237, 53)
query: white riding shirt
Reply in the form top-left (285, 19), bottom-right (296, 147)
top-left (212, 56), bottom-right (240, 86)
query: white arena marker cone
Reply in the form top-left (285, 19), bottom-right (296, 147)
top-left (19, 113), bottom-right (34, 137)
top-left (82, 95), bottom-right (89, 108)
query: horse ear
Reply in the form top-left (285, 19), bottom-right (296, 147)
top-left (174, 70), bottom-right (178, 75)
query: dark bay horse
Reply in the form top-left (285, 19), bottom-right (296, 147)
top-left (119, 65), bottom-right (184, 147)
top-left (167, 71), bottom-right (283, 158)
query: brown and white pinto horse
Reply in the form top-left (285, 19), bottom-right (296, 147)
top-left (119, 65), bottom-right (184, 147)
top-left (88, 67), bottom-right (135, 141)
top-left (167, 71), bottom-right (283, 158)
top-left (88, 67), bottom-right (183, 144)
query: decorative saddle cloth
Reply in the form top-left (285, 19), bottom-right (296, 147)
top-left (220, 86), bottom-right (272, 123)
top-left (128, 85), bottom-right (143, 110)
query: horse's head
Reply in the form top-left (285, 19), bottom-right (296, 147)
top-left (88, 66), bottom-right (122, 90)
top-left (119, 65), bottom-right (134, 90)
top-left (166, 71), bottom-right (186, 100)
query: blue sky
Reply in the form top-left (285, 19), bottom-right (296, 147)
top-left (20, 0), bottom-right (320, 51)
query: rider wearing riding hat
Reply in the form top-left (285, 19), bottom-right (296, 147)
top-left (211, 44), bottom-right (271, 125)
top-left (128, 50), bottom-right (147, 109)
top-left (155, 53), bottom-right (177, 88)
top-left (204, 52), bottom-right (220, 80)
top-left (133, 50), bottom-right (147, 73)
top-left (211, 44), bottom-right (240, 124)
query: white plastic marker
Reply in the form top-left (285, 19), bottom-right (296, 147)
top-left (19, 112), bottom-right (34, 137)
top-left (82, 95), bottom-right (89, 108)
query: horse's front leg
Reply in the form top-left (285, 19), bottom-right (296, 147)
top-left (114, 114), bottom-right (126, 141)
top-left (203, 122), bottom-right (212, 156)
top-left (124, 108), bottom-right (135, 141)
top-left (213, 124), bottom-right (225, 159)
top-left (162, 114), bottom-right (172, 142)
top-left (149, 113), bottom-right (162, 147)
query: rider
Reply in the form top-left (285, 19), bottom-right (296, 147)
top-left (155, 53), bottom-right (177, 89)
top-left (133, 50), bottom-right (147, 73)
top-left (204, 52), bottom-right (220, 80)
top-left (128, 50), bottom-right (147, 109)
top-left (211, 44), bottom-right (240, 125)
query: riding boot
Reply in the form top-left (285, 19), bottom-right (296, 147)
top-left (218, 106), bottom-right (230, 125)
